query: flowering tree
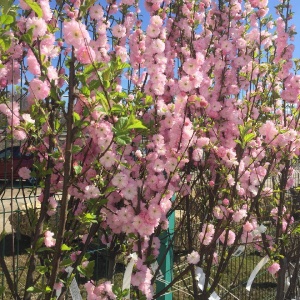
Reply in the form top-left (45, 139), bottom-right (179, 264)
top-left (0, 0), bottom-right (300, 299)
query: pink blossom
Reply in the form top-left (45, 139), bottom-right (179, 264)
top-left (146, 25), bottom-right (160, 38)
top-left (84, 185), bottom-right (100, 200)
top-left (150, 15), bottom-right (163, 27)
top-left (183, 58), bottom-right (199, 75)
top-left (63, 20), bottom-right (90, 49)
top-left (89, 4), bottom-right (104, 20)
top-left (40, 0), bottom-right (52, 21)
top-left (53, 282), bottom-right (64, 291)
top-left (29, 78), bottom-right (50, 100)
top-left (111, 172), bottom-right (129, 189)
top-left (85, 281), bottom-right (116, 300)
top-left (112, 24), bottom-right (126, 38)
top-left (222, 198), bottom-right (229, 206)
top-left (26, 17), bottom-right (47, 39)
top-left (75, 45), bottom-right (96, 64)
top-left (22, 114), bottom-right (35, 124)
top-left (44, 231), bottom-right (56, 247)
top-left (100, 151), bottom-right (116, 169)
top-left (192, 148), bottom-right (203, 161)
top-left (232, 209), bottom-right (247, 222)
top-left (18, 167), bottom-right (31, 180)
top-left (219, 230), bottom-right (236, 246)
top-left (243, 221), bottom-right (254, 232)
top-left (27, 50), bottom-right (40, 75)
top-left (259, 120), bottom-right (278, 142)
top-left (14, 130), bottom-right (27, 141)
top-left (178, 76), bottom-right (193, 92)
top-left (267, 262), bottom-right (280, 275)
top-left (122, 184), bottom-right (138, 200)
top-left (187, 251), bottom-right (200, 264)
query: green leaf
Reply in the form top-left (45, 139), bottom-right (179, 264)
top-left (0, 15), bottom-right (14, 25)
top-left (1, 0), bottom-right (14, 14)
top-left (114, 117), bottom-right (129, 132)
top-left (89, 79), bottom-right (101, 91)
top-left (22, 28), bottom-right (33, 45)
top-left (0, 35), bottom-right (11, 51)
top-left (234, 139), bottom-right (242, 145)
top-left (96, 92), bottom-right (109, 114)
top-left (83, 213), bottom-right (97, 222)
top-left (74, 165), bottom-right (82, 175)
top-left (24, 0), bottom-right (43, 18)
top-left (127, 119), bottom-right (147, 130)
top-left (105, 186), bottom-right (116, 194)
top-left (71, 145), bottom-right (82, 154)
top-left (61, 258), bottom-right (74, 267)
top-left (77, 261), bottom-right (95, 278)
top-left (81, 86), bottom-right (90, 96)
top-left (111, 104), bottom-right (124, 113)
top-left (102, 68), bottom-right (110, 81)
top-left (145, 95), bottom-right (153, 105)
top-left (36, 266), bottom-right (48, 275)
top-left (61, 244), bottom-right (72, 251)
top-left (117, 62), bottom-right (130, 70)
top-left (45, 286), bottom-right (52, 293)
top-left (73, 112), bottom-right (80, 123)
top-left (244, 133), bottom-right (256, 143)
top-left (36, 247), bottom-right (55, 253)
top-left (80, 0), bottom-right (96, 15)
top-left (115, 134), bottom-right (132, 146)
top-left (50, 87), bottom-right (60, 102)
top-left (26, 286), bottom-right (43, 293)
top-left (103, 80), bottom-right (110, 89)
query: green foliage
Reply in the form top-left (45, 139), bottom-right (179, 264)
top-left (24, 0), bottom-right (43, 17)
top-left (235, 124), bottom-right (256, 149)
top-left (113, 286), bottom-right (129, 300)
top-left (0, 15), bottom-right (14, 25)
top-left (113, 116), bottom-right (147, 145)
top-left (61, 244), bottom-right (72, 251)
top-left (77, 260), bottom-right (95, 278)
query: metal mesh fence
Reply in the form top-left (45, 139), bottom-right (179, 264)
top-left (0, 150), bottom-right (300, 299)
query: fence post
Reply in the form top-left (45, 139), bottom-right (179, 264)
top-left (156, 198), bottom-right (175, 300)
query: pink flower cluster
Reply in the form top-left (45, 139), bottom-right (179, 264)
top-left (268, 262), bottom-right (280, 275)
top-left (44, 231), bottom-right (56, 247)
top-left (85, 281), bottom-right (116, 300)
top-left (18, 167), bottom-right (31, 180)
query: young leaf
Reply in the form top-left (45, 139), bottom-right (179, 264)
top-left (0, 15), bottom-right (14, 25)
top-left (0, 36), bottom-right (11, 51)
top-left (127, 119), bottom-right (147, 130)
top-left (24, 0), bottom-right (43, 18)
top-left (71, 145), bottom-right (82, 154)
top-left (74, 165), bottom-right (82, 175)
top-left (61, 244), bottom-right (72, 251)
top-left (115, 134), bottom-right (132, 146)
top-left (244, 133), bottom-right (256, 143)
top-left (26, 286), bottom-right (43, 293)
top-left (1, 0), bottom-right (14, 14)
top-left (114, 117), bottom-right (129, 132)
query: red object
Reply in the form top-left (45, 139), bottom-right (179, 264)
top-left (0, 146), bottom-right (34, 181)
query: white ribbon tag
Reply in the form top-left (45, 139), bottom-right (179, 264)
top-left (56, 267), bottom-right (82, 300)
top-left (258, 224), bottom-right (267, 233)
top-left (151, 261), bottom-right (164, 280)
top-left (122, 253), bottom-right (138, 299)
top-left (232, 245), bottom-right (245, 257)
top-left (246, 255), bottom-right (269, 291)
top-left (195, 267), bottom-right (220, 300)
top-left (66, 267), bottom-right (82, 300)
